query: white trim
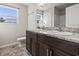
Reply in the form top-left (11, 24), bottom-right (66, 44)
top-left (17, 9), bottom-right (19, 24)
top-left (0, 42), bottom-right (19, 48)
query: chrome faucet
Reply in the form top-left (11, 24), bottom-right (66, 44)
top-left (58, 27), bottom-right (63, 32)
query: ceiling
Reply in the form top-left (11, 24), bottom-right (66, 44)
top-left (22, 3), bottom-right (76, 10)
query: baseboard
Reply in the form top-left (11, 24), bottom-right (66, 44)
top-left (0, 42), bottom-right (19, 48)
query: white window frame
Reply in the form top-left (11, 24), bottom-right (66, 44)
top-left (0, 4), bottom-right (19, 24)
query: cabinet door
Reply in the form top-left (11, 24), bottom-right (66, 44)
top-left (38, 42), bottom-right (50, 56)
top-left (26, 37), bottom-right (32, 54)
top-left (53, 48), bottom-right (71, 56)
top-left (49, 48), bottom-right (54, 56)
top-left (32, 40), bottom-right (38, 56)
top-left (32, 40), bottom-right (35, 55)
top-left (31, 32), bottom-right (38, 56)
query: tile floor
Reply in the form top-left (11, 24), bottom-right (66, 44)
top-left (0, 44), bottom-right (30, 56)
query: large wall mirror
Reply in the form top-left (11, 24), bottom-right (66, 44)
top-left (66, 4), bottom-right (79, 28)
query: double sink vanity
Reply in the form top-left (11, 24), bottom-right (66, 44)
top-left (26, 29), bottom-right (79, 56)
top-left (26, 4), bottom-right (79, 56)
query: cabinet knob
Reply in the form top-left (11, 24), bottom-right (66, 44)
top-left (50, 50), bottom-right (53, 56)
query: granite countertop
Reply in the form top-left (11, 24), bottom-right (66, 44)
top-left (27, 29), bottom-right (79, 43)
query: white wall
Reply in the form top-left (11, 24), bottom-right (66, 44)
top-left (66, 4), bottom-right (79, 28)
top-left (27, 4), bottom-right (38, 30)
top-left (0, 3), bottom-right (28, 46)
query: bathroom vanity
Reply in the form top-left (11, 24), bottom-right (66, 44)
top-left (26, 4), bottom-right (79, 56)
top-left (26, 30), bottom-right (79, 56)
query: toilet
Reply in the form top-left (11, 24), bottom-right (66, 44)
top-left (17, 37), bottom-right (26, 47)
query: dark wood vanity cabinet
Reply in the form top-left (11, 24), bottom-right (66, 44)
top-left (26, 30), bottom-right (79, 56)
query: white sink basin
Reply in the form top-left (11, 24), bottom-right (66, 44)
top-left (39, 30), bottom-right (59, 34)
top-left (53, 31), bottom-right (73, 36)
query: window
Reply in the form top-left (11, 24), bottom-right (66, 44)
top-left (0, 5), bottom-right (18, 23)
top-left (36, 10), bottom-right (46, 28)
top-left (36, 13), bottom-right (43, 28)
top-left (36, 14), bottom-right (42, 24)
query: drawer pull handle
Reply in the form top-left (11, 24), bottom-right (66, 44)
top-left (50, 50), bottom-right (52, 56)
top-left (46, 49), bottom-right (49, 56)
